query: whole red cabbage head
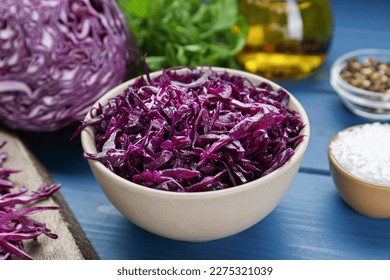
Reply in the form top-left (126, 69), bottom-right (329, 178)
top-left (0, 0), bottom-right (139, 132)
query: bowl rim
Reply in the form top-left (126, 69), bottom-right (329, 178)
top-left (81, 66), bottom-right (310, 198)
top-left (330, 48), bottom-right (390, 98)
top-left (330, 74), bottom-right (390, 109)
top-left (328, 124), bottom-right (390, 190)
top-left (339, 98), bottom-right (390, 120)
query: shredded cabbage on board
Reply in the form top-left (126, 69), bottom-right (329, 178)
top-left (75, 67), bottom-right (305, 192)
top-left (0, 141), bottom-right (60, 260)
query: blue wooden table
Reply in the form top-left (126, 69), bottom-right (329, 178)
top-left (24, 0), bottom-right (390, 260)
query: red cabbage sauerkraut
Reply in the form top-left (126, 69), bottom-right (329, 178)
top-left (76, 67), bottom-right (305, 192)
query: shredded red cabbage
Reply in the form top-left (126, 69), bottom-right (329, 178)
top-left (0, 141), bottom-right (61, 260)
top-left (0, 0), bottom-right (139, 132)
top-left (76, 67), bottom-right (305, 192)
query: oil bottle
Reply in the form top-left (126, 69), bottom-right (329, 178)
top-left (237, 0), bottom-right (333, 79)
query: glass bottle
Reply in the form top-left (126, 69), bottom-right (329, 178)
top-left (237, 0), bottom-right (333, 79)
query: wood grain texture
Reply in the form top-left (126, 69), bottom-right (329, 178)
top-left (0, 127), bottom-right (98, 260)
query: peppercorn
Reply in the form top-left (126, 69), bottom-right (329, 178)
top-left (340, 57), bottom-right (390, 93)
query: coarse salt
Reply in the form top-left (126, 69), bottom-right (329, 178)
top-left (330, 122), bottom-right (390, 186)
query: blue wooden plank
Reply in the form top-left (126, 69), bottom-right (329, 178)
top-left (330, 0), bottom-right (390, 32)
top-left (289, 89), bottom-right (384, 171)
top-left (56, 172), bottom-right (390, 260)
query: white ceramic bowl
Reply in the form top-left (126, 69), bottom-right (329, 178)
top-left (81, 67), bottom-right (310, 242)
top-left (330, 49), bottom-right (390, 120)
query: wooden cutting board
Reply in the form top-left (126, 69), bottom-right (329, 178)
top-left (0, 127), bottom-right (99, 260)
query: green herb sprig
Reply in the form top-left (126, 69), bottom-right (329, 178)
top-left (118, 0), bottom-right (248, 71)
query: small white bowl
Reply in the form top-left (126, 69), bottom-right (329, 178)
top-left (330, 49), bottom-right (390, 120)
top-left (81, 67), bottom-right (310, 242)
